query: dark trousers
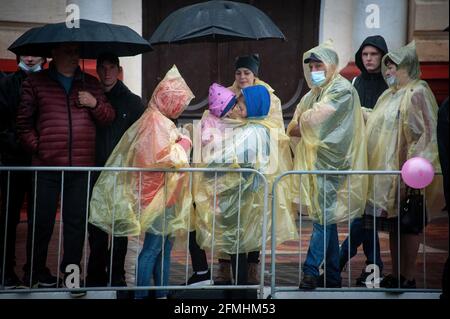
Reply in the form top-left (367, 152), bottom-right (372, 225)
top-left (442, 210), bottom-right (450, 300)
top-left (218, 251), bottom-right (260, 264)
top-left (87, 224), bottom-right (128, 285)
top-left (230, 253), bottom-right (248, 284)
top-left (188, 231), bottom-right (259, 273)
top-left (24, 171), bottom-right (89, 275)
top-left (339, 217), bottom-right (383, 272)
top-left (188, 231), bottom-right (208, 272)
top-left (0, 170), bottom-right (31, 274)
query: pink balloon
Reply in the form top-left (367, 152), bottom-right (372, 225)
top-left (401, 157), bottom-right (435, 189)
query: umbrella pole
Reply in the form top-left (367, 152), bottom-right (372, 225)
top-left (82, 58), bottom-right (86, 90)
top-left (216, 42), bottom-right (221, 83)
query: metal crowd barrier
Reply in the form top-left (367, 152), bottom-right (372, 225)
top-left (0, 166), bottom-right (269, 299)
top-left (270, 170), bottom-right (445, 299)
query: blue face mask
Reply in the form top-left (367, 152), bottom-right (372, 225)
top-left (311, 70), bottom-right (326, 86)
top-left (386, 75), bottom-right (397, 87)
top-left (18, 61), bottom-right (42, 73)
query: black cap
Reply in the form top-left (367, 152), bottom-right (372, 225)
top-left (303, 53), bottom-right (323, 64)
top-left (235, 54), bottom-right (260, 76)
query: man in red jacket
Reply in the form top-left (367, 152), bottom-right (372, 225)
top-left (16, 43), bottom-right (115, 289)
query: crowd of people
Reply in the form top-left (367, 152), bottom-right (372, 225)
top-left (0, 34), bottom-right (448, 299)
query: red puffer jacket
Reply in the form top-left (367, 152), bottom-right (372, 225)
top-left (16, 65), bottom-right (115, 166)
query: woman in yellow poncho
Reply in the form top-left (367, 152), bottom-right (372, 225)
top-left (228, 54), bottom-right (295, 283)
top-left (188, 54), bottom-right (296, 285)
top-left (287, 41), bottom-right (368, 289)
top-left (193, 82), bottom-right (297, 285)
top-left (364, 41), bottom-right (442, 289)
top-left (89, 65), bottom-right (194, 298)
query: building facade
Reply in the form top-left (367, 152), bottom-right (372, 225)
top-left (0, 0), bottom-right (448, 116)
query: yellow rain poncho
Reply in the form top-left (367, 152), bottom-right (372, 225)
top-left (366, 41), bottom-right (443, 218)
top-left (89, 65), bottom-right (195, 237)
top-left (287, 41), bottom-right (368, 225)
top-left (229, 78), bottom-right (285, 129)
top-left (192, 112), bottom-right (297, 255)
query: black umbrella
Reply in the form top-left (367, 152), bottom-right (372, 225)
top-left (8, 19), bottom-right (152, 59)
top-left (149, 0), bottom-right (286, 45)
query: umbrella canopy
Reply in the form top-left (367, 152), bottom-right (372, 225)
top-left (8, 19), bottom-right (152, 59)
top-left (149, 0), bottom-right (286, 44)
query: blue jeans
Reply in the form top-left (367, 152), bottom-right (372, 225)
top-left (303, 223), bottom-right (341, 285)
top-left (339, 217), bottom-right (383, 272)
top-left (135, 233), bottom-right (173, 299)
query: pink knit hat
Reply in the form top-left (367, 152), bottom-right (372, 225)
top-left (208, 83), bottom-right (237, 118)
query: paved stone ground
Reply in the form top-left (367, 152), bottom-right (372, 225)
top-left (6, 214), bottom-right (447, 291)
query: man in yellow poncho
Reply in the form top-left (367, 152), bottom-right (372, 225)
top-left (89, 65), bottom-right (194, 298)
top-left (364, 41), bottom-right (442, 289)
top-left (287, 41), bottom-right (368, 289)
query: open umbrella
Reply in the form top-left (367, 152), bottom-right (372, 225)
top-left (149, 0), bottom-right (286, 44)
top-left (8, 19), bottom-right (152, 58)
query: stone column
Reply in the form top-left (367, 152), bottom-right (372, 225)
top-left (319, 0), bottom-right (354, 70)
top-left (66, 0), bottom-right (143, 96)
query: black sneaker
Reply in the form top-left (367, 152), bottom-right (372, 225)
top-left (63, 273), bottom-right (87, 298)
top-left (355, 271), bottom-right (370, 287)
top-left (299, 274), bottom-right (318, 290)
top-left (355, 270), bottom-right (383, 287)
top-left (400, 277), bottom-right (416, 289)
top-left (111, 277), bottom-right (133, 299)
top-left (1, 272), bottom-right (27, 289)
top-left (70, 288), bottom-right (87, 298)
top-left (22, 272), bottom-right (38, 288)
top-left (317, 274), bottom-right (342, 288)
top-left (37, 268), bottom-right (61, 288)
top-left (68, 286), bottom-right (87, 298)
top-left (184, 271), bottom-right (213, 286)
top-left (111, 277), bottom-right (127, 287)
top-left (380, 274), bottom-right (400, 288)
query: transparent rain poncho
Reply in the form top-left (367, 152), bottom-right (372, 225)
top-left (192, 112), bottom-right (297, 255)
top-left (89, 65), bottom-right (195, 237)
top-left (287, 41), bottom-right (368, 225)
top-left (366, 41), bottom-right (443, 218)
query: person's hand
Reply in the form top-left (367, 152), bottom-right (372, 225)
top-left (177, 137), bottom-right (191, 153)
top-left (78, 91), bottom-right (97, 108)
top-left (289, 124), bottom-right (302, 137)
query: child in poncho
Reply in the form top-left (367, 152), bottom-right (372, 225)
top-left (89, 65), bottom-right (194, 298)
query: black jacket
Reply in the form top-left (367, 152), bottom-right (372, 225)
top-left (437, 97), bottom-right (449, 210)
top-left (0, 69), bottom-right (31, 165)
top-left (353, 35), bottom-right (388, 109)
top-left (95, 80), bottom-right (144, 166)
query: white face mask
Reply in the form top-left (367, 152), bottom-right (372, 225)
top-left (311, 70), bottom-right (326, 86)
top-left (386, 75), bottom-right (397, 87)
top-left (18, 61), bottom-right (42, 73)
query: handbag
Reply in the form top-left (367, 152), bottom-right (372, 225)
top-left (400, 188), bottom-right (428, 234)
